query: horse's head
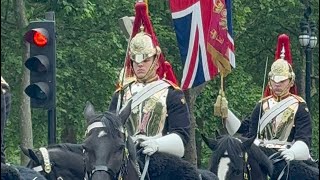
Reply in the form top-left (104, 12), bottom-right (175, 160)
top-left (83, 101), bottom-right (135, 180)
top-left (202, 134), bottom-right (272, 180)
top-left (21, 143), bottom-right (85, 180)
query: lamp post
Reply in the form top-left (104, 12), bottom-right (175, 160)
top-left (299, 3), bottom-right (317, 110)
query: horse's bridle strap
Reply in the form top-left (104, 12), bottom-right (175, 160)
top-left (39, 147), bottom-right (52, 173)
top-left (91, 165), bottom-right (117, 179)
top-left (85, 122), bottom-right (105, 135)
top-left (92, 165), bottom-right (110, 173)
top-left (33, 165), bottom-right (43, 172)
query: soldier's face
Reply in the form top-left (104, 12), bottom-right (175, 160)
top-left (132, 56), bottom-right (159, 79)
top-left (270, 79), bottom-right (293, 96)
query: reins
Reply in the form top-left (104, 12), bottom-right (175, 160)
top-left (268, 151), bottom-right (290, 180)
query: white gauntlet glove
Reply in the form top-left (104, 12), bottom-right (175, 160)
top-left (225, 109), bottom-right (241, 135)
top-left (139, 133), bottom-right (185, 157)
top-left (280, 140), bottom-right (310, 161)
top-left (131, 134), bottom-right (162, 144)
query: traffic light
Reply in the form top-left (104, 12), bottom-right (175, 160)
top-left (24, 20), bottom-right (56, 109)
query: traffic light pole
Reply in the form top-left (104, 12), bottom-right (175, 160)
top-left (46, 11), bottom-right (56, 144)
top-left (48, 108), bottom-right (56, 144)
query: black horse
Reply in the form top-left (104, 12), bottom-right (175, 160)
top-left (202, 134), bottom-right (274, 180)
top-left (21, 143), bottom-right (85, 180)
top-left (260, 146), bottom-right (319, 180)
top-left (82, 101), bottom-right (216, 180)
top-left (1, 163), bottom-right (46, 180)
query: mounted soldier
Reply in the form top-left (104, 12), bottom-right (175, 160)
top-left (224, 34), bottom-right (312, 161)
top-left (109, 1), bottom-right (191, 158)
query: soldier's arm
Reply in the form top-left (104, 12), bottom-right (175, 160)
top-left (165, 87), bottom-right (191, 145)
top-left (247, 103), bottom-right (262, 138)
top-left (293, 102), bottom-right (312, 147)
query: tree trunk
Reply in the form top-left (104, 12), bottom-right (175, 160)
top-left (184, 83), bottom-right (206, 167)
top-left (61, 121), bottom-right (77, 143)
top-left (196, 118), bottom-right (203, 167)
top-left (13, 0), bottom-right (32, 165)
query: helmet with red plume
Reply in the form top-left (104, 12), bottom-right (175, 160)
top-left (263, 34), bottom-right (298, 97)
top-left (123, 1), bottom-right (178, 85)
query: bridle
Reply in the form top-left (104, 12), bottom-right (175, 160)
top-left (268, 151), bottom-right (290, 180)
top-left (83, 121), bottom-right (130, 180)
top-left (31, 147), bottom-right (65, 180)
top-left (242, 152), bottom-right (251, 180)
top-left (219, 150), bottom-right (252, 180)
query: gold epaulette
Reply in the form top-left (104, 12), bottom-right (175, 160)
top-left (291, 94), bottom-right (305, 103)
top-left (259, 95), bottom-right (272, 103)
top-left (115, 78), bottom-right (136, 93)
top-left (163, 79), bottom-right (181, 90)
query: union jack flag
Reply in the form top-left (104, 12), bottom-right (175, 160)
top-left (170, 0), bottom-right (235, 90)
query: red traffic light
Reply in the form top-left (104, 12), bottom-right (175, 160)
top-left (24, 28), bottom-right (49, 47)
top-left (33, 31), bottom-right (48, 47)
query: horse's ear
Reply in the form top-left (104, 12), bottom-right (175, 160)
top-left (84, 101), bottom-right (96, 122)
top-left (242, 135), bottom-right (256, 150)
top-left (201, 133), bottom-right (217, 150)
top-left (20, 145), bottom-right (30, 157)
top-left (214, 129), bottom-right (221, 139)
top-left (119, 100), bottom-right (132, 125)
top-left (19, 145), bottom-right (41, 164)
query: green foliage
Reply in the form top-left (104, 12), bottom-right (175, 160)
top-left (1, 0), bottom-right (319, 166)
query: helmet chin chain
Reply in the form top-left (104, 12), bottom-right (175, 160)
top-left (135, 56), bottom-right (159, 83)
top-left (269, 79), bottom-right (293, 101)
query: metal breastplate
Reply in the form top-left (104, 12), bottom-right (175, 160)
top-left (122, 82), bottom-right (168, 136)
top-left (260, 97), bottom-right (299, 142)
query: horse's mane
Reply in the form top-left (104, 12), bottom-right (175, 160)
top-left (47, 143), bottom-right (83, 154)
top-left (260, 146), bottom-right (319, 179)
top-left (210, 135), bottom-right (244, 171)
top-left (238, 137), bottom-right (273, 175)
top-left (209, 135), bottom-right (274, 177)
top-left (1, 163), bottom-right (46, 180)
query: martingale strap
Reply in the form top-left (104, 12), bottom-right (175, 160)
top-left (258, 96), bottom-right (298, 133)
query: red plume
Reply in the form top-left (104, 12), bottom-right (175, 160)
top-left (124, 2), bottom-right (178, 85)
top-left (263, 34), bottom-right (297, 97)
top-left (274, 34), bottom-right (292, 64)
